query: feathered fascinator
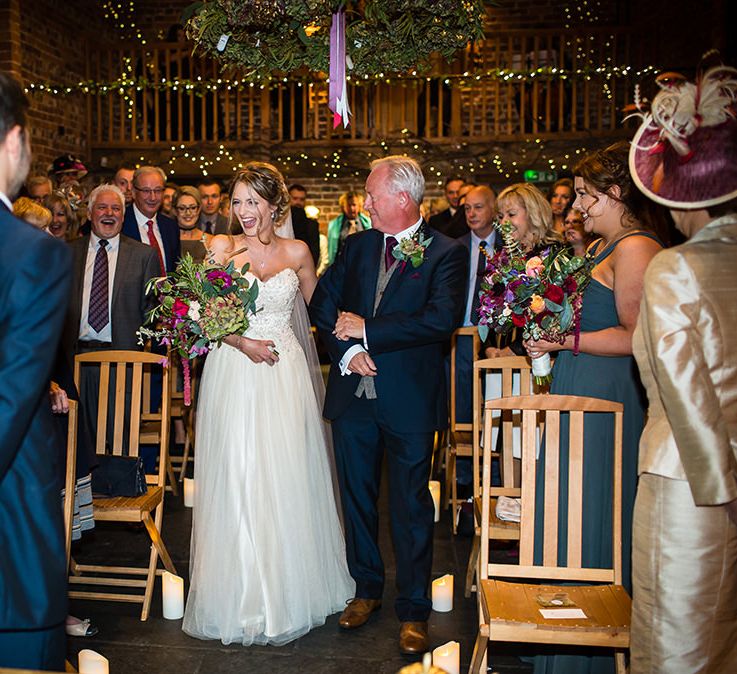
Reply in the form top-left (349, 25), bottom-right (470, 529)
top-left (628, 52), bottom-right (737, 209)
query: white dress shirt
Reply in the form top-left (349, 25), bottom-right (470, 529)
top-left (463, 230), bottom-right (496, 326)
top-left (133, 205), bottom-right (167, 270)
top-left (79, 233), bottom-right (120, 343)
top-left (340, 217), bottom-right (423, 376)
top-left (0, 192), bottom-right (12, 211)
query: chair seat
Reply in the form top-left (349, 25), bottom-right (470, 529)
top-left (474, 496), bottom-right (521, 540)
top-left (93, 485), bottom-right (164, 521)
top-left (139, 420), bottom-right (161, 444)
top-left (480, 579), bottom-right (631, 647)
top-left (450, 430), bottom-right (473, 457)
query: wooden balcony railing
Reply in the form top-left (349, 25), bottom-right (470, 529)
top-left (87, 26), bottom-right (644, 149)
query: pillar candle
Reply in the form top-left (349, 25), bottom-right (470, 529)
top-left (162, 571), bottom-right (185, 619)
top-left (78, 649), bottom-right (109, 674)
top-left (431, 574), bottom-right (454, 612)
top-left (432, 640), bottom-right (460, 674)
top-left (429, 480), bottom-right (441, 523)
top-left (183, 477), bottom-right (195, 507)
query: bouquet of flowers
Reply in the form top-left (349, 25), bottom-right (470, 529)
top-left (477, 220), bottom-right (593, 384)
top-left (138, 254), bottom-right (259, 403)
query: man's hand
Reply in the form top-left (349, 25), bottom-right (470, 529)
top-left (347, 351), bottom-right (377, 377)
top-left (334, 311), bottom-right (365, 341)
top-left (49, 381), bottom-right (69, 414)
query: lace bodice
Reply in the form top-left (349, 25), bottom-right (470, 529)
top-left (243, 268), bottom-right (300, 349)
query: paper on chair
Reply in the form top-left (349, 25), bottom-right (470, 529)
top-left (539, 608), bottom-right (587, 619)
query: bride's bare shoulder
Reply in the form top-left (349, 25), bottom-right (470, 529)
top-left (207, 234), bottom-right (245, 264)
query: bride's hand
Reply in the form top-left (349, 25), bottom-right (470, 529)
top-left (237, 336), bottom-right (279, 366)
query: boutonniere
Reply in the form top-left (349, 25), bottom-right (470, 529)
top-left (393, 230), bottom-right (434, 272)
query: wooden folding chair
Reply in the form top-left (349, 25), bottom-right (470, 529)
top-left (63, 399), bottom-right (79, 568)
top-left (446, 325), bottom-right (481, 530)
top-left (469, 395), bottom-right (629, 674)
top-left (69, 350), bottom-right (177, 621)
top-left (464, 356), bottom-right (535, 597)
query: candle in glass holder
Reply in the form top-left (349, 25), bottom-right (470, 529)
top-left (183, 477), bottom-right (195, 507)
top-left (431, 573), bottom-right (454, 612)
top-left (432, 640), bottom-right (460, 674)
top-left (78, 649), bottom-right (109, 674)
top-left (429, 480), bottom-right (441, 523)
top-left (162, 571), bottom-right (185, 619)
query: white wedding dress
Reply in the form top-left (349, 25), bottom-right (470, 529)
top-left (183, 268), bottom-right (354, 646)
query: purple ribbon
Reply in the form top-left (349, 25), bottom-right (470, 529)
top-left (328, 9), bottom-right (350, 128)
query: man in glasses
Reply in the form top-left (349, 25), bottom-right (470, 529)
top-left (121, 165), bottom-right (180, 276)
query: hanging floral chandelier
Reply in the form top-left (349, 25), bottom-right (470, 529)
top-left (184, 0), bottom-right (486, 79)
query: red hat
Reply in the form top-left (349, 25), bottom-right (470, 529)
top-left (50, 153), bottom-right (88, 178)
top-left (629, 63), bottom-right (737, 210)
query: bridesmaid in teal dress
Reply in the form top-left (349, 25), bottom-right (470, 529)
top-left (525, 142), bottom-right (662, 674)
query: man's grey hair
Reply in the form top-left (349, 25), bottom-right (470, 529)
top-left (88, 183), bottom-right (125, 211)
top-left (370, 156), bottom-right (425, 205)
top-left (133, 165), bottom-right (167, 186)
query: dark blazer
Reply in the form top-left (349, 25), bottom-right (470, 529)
top-left (310, 223), bottom-right (468, 432)
top-left (290, 206), bottom-right (320, 266)
top-left (0, 206), bottom-right (71, 629)
top-left (61, 234), bottom-right (160, 355)
top-left (198, 212), bottom-right (230, 236)
top-left (428, 207), bottom-right (452, 233)
top-left (122, 204), bottom-right (181, 273)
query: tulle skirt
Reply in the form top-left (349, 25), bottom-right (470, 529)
top-left (183, 342), bottom-right (354, 646)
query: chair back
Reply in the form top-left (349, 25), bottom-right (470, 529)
top-left (472, 356), bottom-right (535, 496)
top-left (74, 350), bottom-right (171, 487)
top-left (450, 326), bottom-right (481, 433)
top-left (480, 394), bottom-right (624, 585)
top-left (63, 399), bottom-right (78, 567)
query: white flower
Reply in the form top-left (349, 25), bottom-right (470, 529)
top-left (502, 307), bottom-right (512, 317)
top-left (188, 300), bottom-right (201, 321)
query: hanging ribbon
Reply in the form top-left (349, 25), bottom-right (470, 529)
top-left (328, 8), bottom-right (351, 128)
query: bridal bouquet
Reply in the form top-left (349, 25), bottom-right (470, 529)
top-left (138, 253), bottom-right (259, 403)
top-left (477, 220), bottom-right (593, 385)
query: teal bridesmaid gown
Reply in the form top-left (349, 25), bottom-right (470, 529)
top-left (530, 232), bottom-right (660, 674)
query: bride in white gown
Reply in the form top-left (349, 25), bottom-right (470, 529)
top-left (183, 162), bottom-right (354, 646)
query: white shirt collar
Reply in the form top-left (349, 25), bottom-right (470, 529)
top-left (90, 232), bottom-right (120, 251)
top-left (134, 204), bottom-right (156, 226)
top-left (0, 192), bottom-right (13, 211)
top-left (385, 216), bottom-right (423, 243)
top-left (470, 229), bottom-right (495, 248)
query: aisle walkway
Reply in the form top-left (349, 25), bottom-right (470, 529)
top-left (66, 470), bottom-right (531, 673)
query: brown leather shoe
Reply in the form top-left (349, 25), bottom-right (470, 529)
top-left (399, 621), bottom-right (429, 654)
top-left (338, 598), bottom-right (382, 629)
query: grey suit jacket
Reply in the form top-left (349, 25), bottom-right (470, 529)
top-left (62, 234), bottom-right (160, 355)
top-left (199, 212), bottom-right (230, 235)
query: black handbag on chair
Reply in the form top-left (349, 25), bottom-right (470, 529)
top-left (91, 455), bottom-right (148, 497)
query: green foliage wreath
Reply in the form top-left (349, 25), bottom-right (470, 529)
top-left (185, 0), bottom-right (486, 78)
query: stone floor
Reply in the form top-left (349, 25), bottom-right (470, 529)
top-left (66, 467), bottom-right (532, 674)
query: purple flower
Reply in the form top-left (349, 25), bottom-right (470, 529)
top-left (206, 269), bottom-right (233, 288)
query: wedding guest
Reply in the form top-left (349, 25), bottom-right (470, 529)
top-left (175, 185), bottom-right (210, 263)
top-left (219, 192), bottom-right (230, 221)
top-left (161, 181), bottom-right (179, 218)
top-left (311, 156), bottom-right (468, 654)
top-left (525, 142), bottom-right (662, 674)
top-left (547, 177), bottom-right (574, 235)
top-left (197, 178), bottom-right (229, 235)
top-left (327, 190), bottom-right (371, 264)
top-left (122, 165), bottom-right (180, 275)
top-left (51, 153), bottom-right (87, 188)
top-left (26, 174), bottom-right (52, 203)
top-left (628, 63), bottom-right (737, 674)
top-left (316, 219), bottom-right (330, 276)
top-left (44, 190), bottom-right (78, 241)
top-left (112, 165), bottom-right (135, 206)
top-left (428, 176), bottom-right (464, 233)
top-left (12, 196), bottom-right (51, 231)
top-left (291, 204), bottom-right (320, 266)
top-left (562, 205), bottom-right (592, 257)
top-left (288, 182), bottom-right (308, 208)
top-left (0, 69), bottom-right (71, 672)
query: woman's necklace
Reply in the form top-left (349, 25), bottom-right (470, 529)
top-left (247, 240), bottom-right (274, 269)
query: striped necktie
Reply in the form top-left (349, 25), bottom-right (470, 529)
top-left (88, 239), bottom-right (109, 332)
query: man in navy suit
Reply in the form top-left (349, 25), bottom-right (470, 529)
top-left (310, 156), bottom-right (467, 654)
top-left (121, 165), bottom-right (180, 275)
top-left (0, 71), bottom-right (71, 671)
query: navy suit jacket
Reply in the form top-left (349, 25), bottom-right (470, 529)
top-left (310, 223), bottom-right (468, 432)
top-left (0, 205), bottom-right (71, 629)
top-left (122, 205), bottom-right (181, 273)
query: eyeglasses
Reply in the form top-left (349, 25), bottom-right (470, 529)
top-left (133, 186), bottom-right (164, 197)
top-left (176, 205), bottom-right (199, 213)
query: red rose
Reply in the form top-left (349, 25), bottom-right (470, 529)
top-left (172, 298), bottom-right (189, 318)
top-left (511, 313), bottom-right (527, 327)
top-left (544, 284), bottom-right (565, 305)
top-left (563, 277), bottom-right (578, 294)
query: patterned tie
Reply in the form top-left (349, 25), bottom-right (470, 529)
top-left (471, 240), bottom-right (488, 325)
top-left (88, 239), bottom-right (109, 332)
top-left (384, 236), bottom-right (398, 271)
top-left (146, 219), bottom-right (166, 276)
top-left (204, 220), bottom-right (213, 234)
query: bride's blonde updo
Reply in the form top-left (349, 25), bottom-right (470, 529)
top-left (229, 161), bottom-right (290, 228)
